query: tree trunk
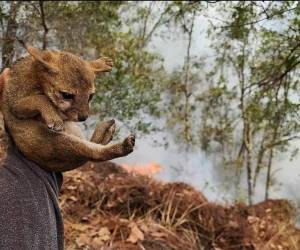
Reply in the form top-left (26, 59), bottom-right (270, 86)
top-left (1, 1), bottom-right (20, 70)
top-left (252, 132), bottom-right (266, 190)
top-left (245, 120), bottom-right (253, 205)
top-left (265, 148), bottom-right (273, 200)
top-left (182, 11), bottom-right (195, 145)
top-left (238, 38), bottom-right (253, 205)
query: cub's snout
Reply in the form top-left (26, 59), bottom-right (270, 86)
top-left (78, 114), bottom-right (88, 122)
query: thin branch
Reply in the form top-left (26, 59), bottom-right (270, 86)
top-left (39, 0), bottom-right (49, 50)
top-left (218, 7), bottom-right (298, 29)
top-left (142, 4), bottom-right (170, 47)
top-left (141, 1), bottom-right (155, 40)
top-left (266, 135), bottom-right (300, 149)
top-left (245, 41), bottom-right (300, 93)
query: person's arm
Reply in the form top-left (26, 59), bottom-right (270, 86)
top-left (0, 68), bottom-right (10, 93)
top-left (0, 68), bottom-right (10, 157)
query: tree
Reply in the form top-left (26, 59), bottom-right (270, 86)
top-left (197, 1), bottom-right (300, 203)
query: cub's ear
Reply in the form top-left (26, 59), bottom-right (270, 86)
top-left (26, 46), bottom-right (59, 74)
top-left (88, 57), bottom-right (113, 74)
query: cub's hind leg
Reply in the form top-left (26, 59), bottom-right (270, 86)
top-left (43, 131), bottom-right (135, 172)
top-left (46, 119), bottom-right (119, 171)
top-left (90, 119), bottom-right (116, 145)
top-left (64, 119), bottom-right (116, 145)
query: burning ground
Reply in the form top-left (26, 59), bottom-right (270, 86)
top-left (60, 162), bottom-right (300, 250)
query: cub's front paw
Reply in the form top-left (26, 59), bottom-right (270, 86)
top-left (100, 57), bottom-right (113, 72)
top-left (122, 134), bottom-right (135, 155)
top-left (46, 118), bottom-right (64, 132)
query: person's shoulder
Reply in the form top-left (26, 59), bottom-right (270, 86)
top-left (0, 147), bottom-right (28, 187)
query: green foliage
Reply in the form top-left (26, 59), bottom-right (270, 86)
top-left (92, 32), bottom-right (164, 122)
top-left (227, 3), bottom-right (255, 40)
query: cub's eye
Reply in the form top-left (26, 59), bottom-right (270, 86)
top-left (89, 93), bottom-right (94, 102)
top-left (60, 91), bottom-right (74, 100)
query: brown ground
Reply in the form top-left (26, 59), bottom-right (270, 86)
top-left (60, 162), bottom-right (300, 250)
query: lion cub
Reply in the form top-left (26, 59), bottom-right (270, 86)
top-left (1, 46), bottom-right (135, 172)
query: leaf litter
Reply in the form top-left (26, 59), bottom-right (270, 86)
top-left (61, 162), bottom-right (300, 250)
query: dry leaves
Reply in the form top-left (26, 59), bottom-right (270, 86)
top-left (127, 222), bottom-right (144, 243)
top-left (60, 162), bottom-right (300, 250)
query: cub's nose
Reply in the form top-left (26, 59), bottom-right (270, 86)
top-left (78, 115), bottom-right (88, 122)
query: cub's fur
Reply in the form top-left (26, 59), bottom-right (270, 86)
top-left (2, 46), bottom-right (135, 171)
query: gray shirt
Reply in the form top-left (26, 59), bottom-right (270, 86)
top-left (0, 145), bottom-right (64, 250)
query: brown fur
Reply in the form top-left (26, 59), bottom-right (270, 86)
top-left (2, 47), bottom-right (135, 172)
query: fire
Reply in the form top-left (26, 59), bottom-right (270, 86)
top-left (121, 161), bottom-right (161, 176)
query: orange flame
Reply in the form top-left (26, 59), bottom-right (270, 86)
top-left (121, 161), bottom-right (161, 176)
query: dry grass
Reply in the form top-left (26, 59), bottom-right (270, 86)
top-left (60, 162), bottom-right (300, 250)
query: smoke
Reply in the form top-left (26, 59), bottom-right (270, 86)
top-left (113, 129), bottom-right (222, 201)
top-left (86, 6), bottom-right (300, 206)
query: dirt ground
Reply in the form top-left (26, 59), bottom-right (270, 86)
top-left (60, 162), bottom-right (300, 250)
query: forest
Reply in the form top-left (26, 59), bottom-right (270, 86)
top-left (1, 1), bottom-right (300, 249)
